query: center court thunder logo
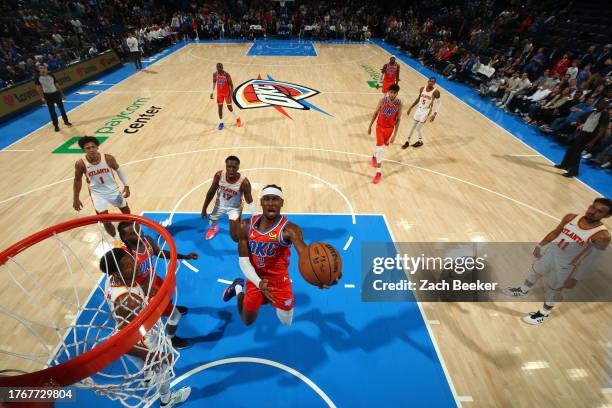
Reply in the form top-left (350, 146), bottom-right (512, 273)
top-left (232, 74), bottom-right (331, 119)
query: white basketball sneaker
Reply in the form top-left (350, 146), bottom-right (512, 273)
top-left (161, 386), bottom-right (191, 407)
top-left (502, 286), bottom-right (528, 298)
top-left (522, 311), bottom-right (550, 325)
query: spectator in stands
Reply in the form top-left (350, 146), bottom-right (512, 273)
top-left (594, 45), bottom-right (611, 73)
top-left (525, 86), bottom-right (571, 124)
top-left (524, 47), bottom-right (546, 80)
top-left (580, 45), bottom-right (598, 68)
top-left (556, 99), bottom-right (610, 177)
top-left (508, 82), bottom-right (552, 114)
top-left (541, 96), bottom-right (596, 135)
top-left (566, 59), bottom-right (579, 80)
top-left (551, 53), bottom-right (570, 77)
top-left (89, 44), bottom-right (99, 57)
top-left (576, 64), bottom-right (592, 88)
top-left (14, 61), bottom-right (30, 82)
top-left (52, 30), bottom-right (65, 46)
top-left (498, 72), bottom-right (532, 109)
top-left (496, 72), bottom-right (519, 101)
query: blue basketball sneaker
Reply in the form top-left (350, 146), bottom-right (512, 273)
top-left (218, 122), bottom-right (224, 130)
top-left (222, 277), bottom-right (244, 302)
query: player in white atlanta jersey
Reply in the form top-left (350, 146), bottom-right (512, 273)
top-left (73, 136), bottom-right (131, 237)
top-left (402, 77), bottom-right (441, 149)
top-left (503, 198), bottom-right (611, 324)
top-left (201, 156), bottom-right (256, 242)
top-left (100, 248), bottom-right (190, 408)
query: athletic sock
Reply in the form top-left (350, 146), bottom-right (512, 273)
top-left (236, 284), bottom-right (243, 295)
top-left (519, 285), bottom-right (530, 293)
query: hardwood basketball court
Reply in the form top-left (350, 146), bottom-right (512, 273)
top-left (0, 41), bottom-right (610, 407)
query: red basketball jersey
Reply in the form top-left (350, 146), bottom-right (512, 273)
top-left (215, 72), bottom-right (230, 95)
top-left (248, 215), bottom-right (291, 280)
top-left (383, 63), bottom-right (398, 83)
top-left (376, 96), bottom-right (401, 128)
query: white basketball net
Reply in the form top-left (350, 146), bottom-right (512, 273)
top-left (0, 220), bottom-right (180, 408)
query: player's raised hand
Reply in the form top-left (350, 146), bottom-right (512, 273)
top-left (73, 198), bottom-right (83, 211)
top-left (123, 186), bottom-right (131, 198)
top-left (319, 274), bottom-right (341, 289)
top-left (259, 279), bottom-right (276, 302)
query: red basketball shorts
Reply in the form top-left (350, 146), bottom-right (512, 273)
top-left (243, 277), bottom-right (294, 313)
top-left (217, 92), bottom-right (231, 105)
top-left (381, 80), bottom-right (394, 93)
top-left (376, 126), bottom-right (394, 146)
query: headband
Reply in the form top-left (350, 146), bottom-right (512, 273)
top-left (261, 187), bottom-right (283, 199)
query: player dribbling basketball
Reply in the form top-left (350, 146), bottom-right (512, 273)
top-left (210, 62), bottom-right (241, 130)
top-left (222, 184), bottom-right (337, 326)
top-left (201, 156), bottom-right (256, 242)
top-left (368, 83), bottom-right (402, 184)
top-left (73, 136), bottom-right (130, 237)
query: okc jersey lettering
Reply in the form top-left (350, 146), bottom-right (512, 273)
top-left (248, 215), bottom-right (291, 277)
top-left (377, 96), bottom-right (401, 128)
top-left (216, 73), bottom-right (229, 94)
top-left (383, 65), bottom-right (398, 82)
top-left (249, 241), bottom-right (280, 257)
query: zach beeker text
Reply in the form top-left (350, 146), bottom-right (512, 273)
top-left (372, 279), bottom-right (498, 291)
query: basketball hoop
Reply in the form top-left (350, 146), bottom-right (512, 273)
top-left (0, 214), bottom-right (179, 407)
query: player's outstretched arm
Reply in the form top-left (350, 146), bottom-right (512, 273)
top-left (73, 160), bottom-right (85, 211)
top-left (145, 236), bottom-right (198, 260)
top-left (106, 154), bottom-right (130, 198)
top-left (241, 178), bottom-right (257, 215)
top-left (282, 222), bottom-right (307, 257)
top-left (284, 223), bottom-right (338, 288)
top-left (368, 98), bottom-right (383, 134)
top-left (533, 213), bottom-right (577, 258)
top-left (201, 171), bottom-right (221, 220)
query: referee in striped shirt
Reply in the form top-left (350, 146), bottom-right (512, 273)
top-left (35, 64), bottom-right (72, 132)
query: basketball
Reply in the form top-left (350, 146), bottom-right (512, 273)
top-left (298, 242), bottom-right (342, 287)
